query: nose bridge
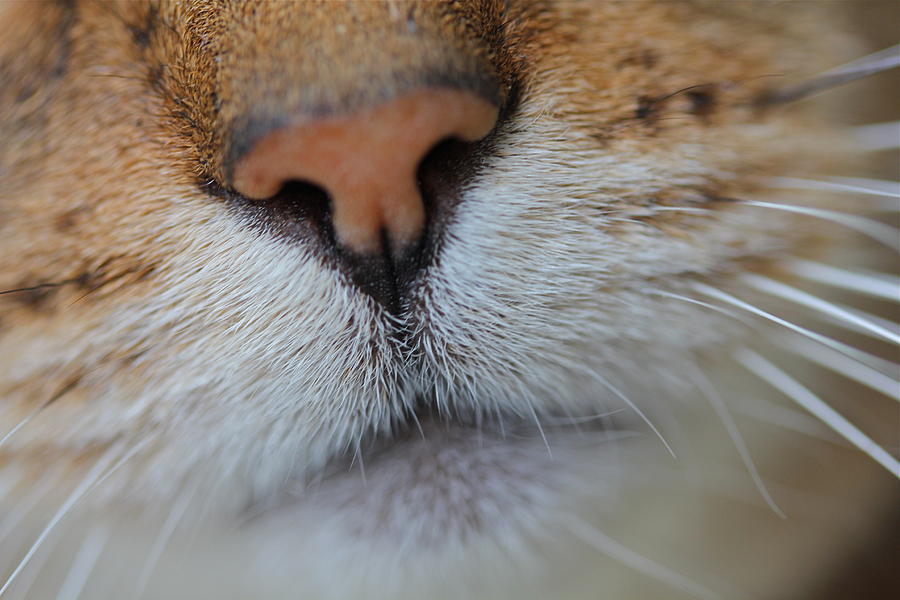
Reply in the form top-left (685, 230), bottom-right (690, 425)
top-left (216, 1), bottom-right (502, 173)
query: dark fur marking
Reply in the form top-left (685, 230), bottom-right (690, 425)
top-left (686, 89), bottom-right (716, 118)
top-left (617, 48), bottom-right (659, 70)
top-left (0, 0), bottom-right (77, 167)
top-left (54, 206), bottom-right (90, 233)
top-left (146, 60), bottom-right (165, 87)
top-left (128, 4), bottom-right (159, 50)
top-left (634, 96), bottom-right (652, 120)
top-left (635, 84), bottom-right (719, 121)
top-left (2, 5), bottom-right (76, 102)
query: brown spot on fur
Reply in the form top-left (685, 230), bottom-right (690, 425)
top-left (634, 84), bottom-right (720, 124)
top-left (617, 48), bottom-right (659, 70)
top-left (635, 95), bottom-right (656, 120)
top-left (128, 3), bottom-right (159, 50)
top-left (686, 89), bottom-right (716, 117)
top-left (0, 1), bottom-right (76, 169)
top-left (55, 206), bottom-right (90, 233)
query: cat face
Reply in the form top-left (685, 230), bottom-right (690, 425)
top-left (0, 1), bottom-right (895, 598)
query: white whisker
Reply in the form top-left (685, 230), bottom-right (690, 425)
top-left (852, 121), bottom-right (900, 152)
top-left (7, 521), bottom-right (58, 600)
top-left (737, 200), bottom-right (900, 251)
top-left (560, 514), bottom-right (722, 600)
top-left (687, 363), bottom-right (786, 518)
top-left (689, 282), bottom-right (879, 367)
top-left (785, 259), bottom-right (900, 302)
top-left (133, 483), bottom-right (199, 600)
top-left (817, 43), bottom-right (900, 82)
top-left (765, 43), bottom-right (900, 103)
top-left (592, 374), bottom-right (677, 459)
top-left (766, 176), bottom-right (900, 200)
top-left (775, 334), bottom-right (899, 401)
top-left (0, 409), bottom-right (45, 450)
top-left (827, 176), bottom-right (900, 198)
top-left (830, 303), bottom-right (900, 340)
top-left (668, 282), bottom-right (899, 386)
top-left (526, 403), bottom-right (553, 458)
top-left (0, 467), bottom-right (64, 544)
top-left (0, 387), bottom-right (76, 449)
top-left (648, 289), bottom-right (750, 323)
top-left (0, 439), bottom-right (148, 596)
top-left (55, 523), bottom-right (110, 600)
top-left (731, 393), bottom-right (832, 441)
top-left (543, 408), bottom-right (627, 426)
top-left (741, 273), bottom-right (900, 345)
top-left (651, 206), bottom-right (713, 215)
top-left (350, 441), bottom-right (366, 485)
top-left (736, 349), bottom-right (900, 479)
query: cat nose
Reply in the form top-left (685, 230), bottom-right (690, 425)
top-left (230, 88), bottom-right (499, 256)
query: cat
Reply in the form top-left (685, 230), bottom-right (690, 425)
top-left (0, 1), bottom-right (897, 598)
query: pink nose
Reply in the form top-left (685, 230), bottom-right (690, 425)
top-left (231, 89), bottom-right (499, 255)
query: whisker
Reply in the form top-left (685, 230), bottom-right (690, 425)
top-left (349, 441), bottom-right (366, 485)
top-left (560, 514), bottom-right (722, 600)
top-left (0, 378), bottom-right (82, 449)
top-left (0, 466), bottom-right (66, 543)
top-left (527, 403), bottom-right (553, 458)
top-left (765, 175), bottom-right (900, 201)
top-left (736, 199), bottom-right (900, 251)
top-left (689, 282), bottom-right (881, 368)
top-left (740, 273), bottom-right (900, 345)
top-left (829, 303), bottom-right (900, 340)
top-left (775, 334), bottom-right (899, 402)
top-left (133, 482), bottom-right (199, 600)
top-left (730, 392), bottom-right (832, 441)
top-left (655, 284), bottom-right (898, 373)
top-left (591, 374), bottom-right (677, 459)
top-left (761, 43), bottom-right (900, 104)
top-left (657, 292), bottom-right (897, 435)
top-left (666, 283), bottom-right (899, 385)
top-left (0, 280), bottom-right (75, 297)
top-left (543, 408), bottom-right (627, 426)
top-left (784, 259), bottom-right (900, 302)
top-left (55, 523), bottom-right (110, 600)
top-left (852, 121), bottom-right (900, 152)
top-left (649, 206), bottom-right (712, 215)
top-left (649, 289), bottom-right (750, 322)
top-left (6, 521), bottom-right (58, 600)
top-left (736, 349), bottom-right (900, 479)
top-left (0, 439), bottom-right (148, 596)
top-left (826, 176), bottom-right (900, 198)
top-left (0, 407), bottom-right (48, 450)
top-left (687, 362), bottom-right (786, 518)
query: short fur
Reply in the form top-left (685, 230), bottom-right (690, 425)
top-left (0, 2), bottom-right (896, 599)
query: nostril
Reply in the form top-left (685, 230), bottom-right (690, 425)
top-left (416, 137), bottom-right (488, 251)
top-left (235, 180), bottom-right (335, 246)
top-left (225, 87), bottom-right (499, 314)
top-left (229, 88), bottom-right (498, 256)
top-left (220, 134), bottom-right (492, 316)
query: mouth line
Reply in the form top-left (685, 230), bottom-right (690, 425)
top-left (329, 400), bottom-right (624, 484)
top-left (237, 410), bottom-right (636, 552)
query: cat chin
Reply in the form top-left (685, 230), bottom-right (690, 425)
top-left (235, 423), bottom-right (622, 599)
